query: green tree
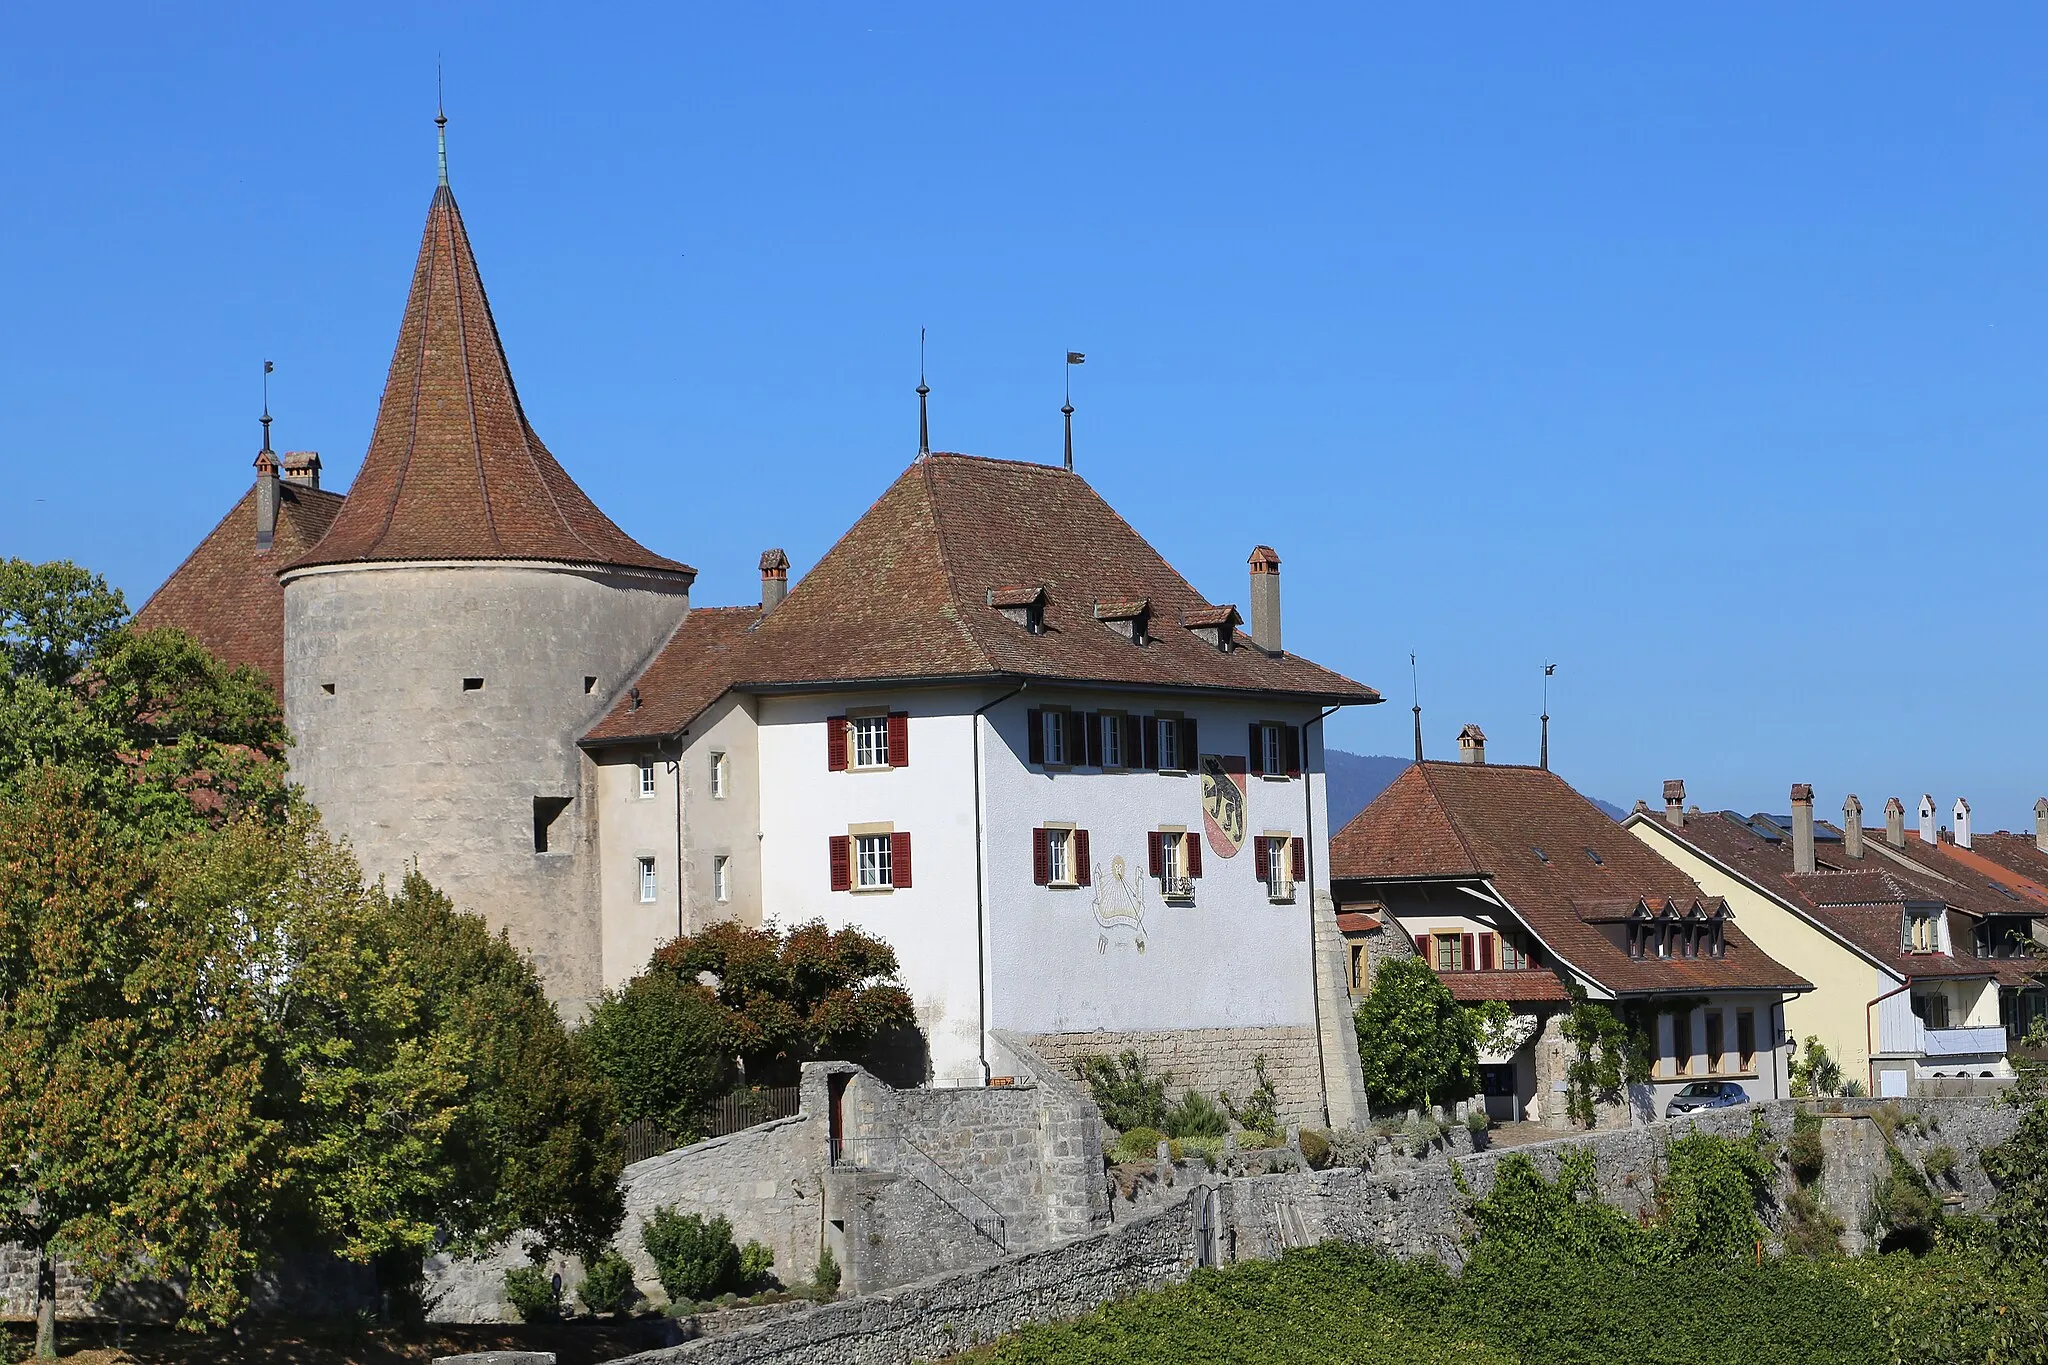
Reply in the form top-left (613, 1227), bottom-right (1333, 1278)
top-left (582, 969), bottom-right (732, 1138)
top-left (1789, 1036), bottom-right (1845, 1099)
top-left (651, 919), bottom-right (919, 1084)
top-left (1354, 957), bottom-right (1478, 1112)
top-left (0, 560), bottom-right (128, 688)
top-left (1977, 1022), bottom-right (2048, 1262)
top-left (0, 772), bottom-right (277, 1356)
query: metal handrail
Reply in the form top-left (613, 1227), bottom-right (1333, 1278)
top-left (831, 1133), bottom-right (1007, 1250)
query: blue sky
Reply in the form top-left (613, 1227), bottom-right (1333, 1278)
top-left (3, 5), bottom-right (2045, 828)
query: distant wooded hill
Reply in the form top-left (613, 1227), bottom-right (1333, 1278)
top-left (1324, 751), bottom-right (1627, 833)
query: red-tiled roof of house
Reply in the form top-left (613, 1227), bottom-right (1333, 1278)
top-left (288, 184), bottom-right (687, 577)
top-left (1334, 911), bottom-right (1383, 934)
top-left (1331, 763), bottom-right (1809, 996)
top-left (134, 478), bottom-right (344, 698)
top-left (580, 606), bottom-right (762, 744)
top-left (1640, 812), bottom-right (2006, 982)
top-left (1439, 968), bottom-right (1574, 1005)
top-left (1961, 833), bottom-right (2048, 905)
top-left (584, 453), bottom-right (1376, 743)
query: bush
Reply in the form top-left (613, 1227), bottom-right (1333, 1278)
top-left (1113, 1126), bottom-right (1169, 1162)
top-left (814, 1246), bottom-right (841, 1297)
top-left (1077, 1051), bottom-right (1170, 1132)
top-left (1298, 1129), bottom-right (1334, 1170)
top-left (1466, 1109), bottom-right (1491, 1134)
top-left (1788, 1114), bottom-right (1825, 1185)
top-left (642, 1208), bottom-right (742, 1302)
top-left (739, 1240), bottom-right (776, 1291)
top-left (577, 1249), bottom-right (639, 1316)
top-left (581, 969), bottom-right (732, 1138)
top-left (1223, 1056), bottom-right (1280, 1137)
top-left (1870, 1150), bottom-right (1942, 1255)
top-left (1165, 1088), bottom-right (1230, 1139)
top-left (1354, 957), bottom-right (1479, 1112)
top-left (1790, 1037), bottom-right (1844, 1098)
top-left (503, 1264), bottom-right (563, 1322)
top-left (1922, 1144), bottom-right (1957, 1182)
top-left (1781, 1185), bottom-right (1843, 1258)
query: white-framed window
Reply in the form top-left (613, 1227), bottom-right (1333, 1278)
top-left (1155, 830), bottom-right (1193, 898)
top-left (1100, 713), bottom-right (1124, 768)
top-left (1157, 717), bottom-right (1181, 771)
top-left (637, 856), bottom-right (658, 903)
top-left (713, 855), bottom-right (730, 903)
top-left (710, 751), bottom-right (728, 798)
top-left (1047, 827), bottom-right (1072, 885)
top-left (1264, 836), bottom-right (1292, 900)
top-left (1042, 710), bottom-right (1068, 766)
top-left (856, 833), bottom-right (893, 889)
top-left (1906, 910), bottom-right (1940, 953)
top-left (637, 759), bottom-right (657, 798)
top-left (1261, 724), bottom-right (1285, 776)
top-left (851, 715), bottom-right (890, 769)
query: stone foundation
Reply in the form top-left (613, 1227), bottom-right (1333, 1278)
top-left (1018, 1025), bottom-right (1325, 1128)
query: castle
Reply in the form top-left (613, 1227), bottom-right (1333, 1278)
top-left (139, 137), bottom-right (1380, 1123)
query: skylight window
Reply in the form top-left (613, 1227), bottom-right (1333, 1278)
top-left (1584, 847), bottom-right (1605, 865)
top-left (1532, 846), bottom-right (1550, 863)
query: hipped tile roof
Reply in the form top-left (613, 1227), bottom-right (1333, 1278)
top-left (1441, 968), bottom-right (1574, 1005)
top-left (135, 479), bottom-right (344, 698)
top-left (288, 185), bottom-right (687, 576)
top-left (585, 453), bottom-right (1377, 743)
top-left (1331, 762), bottom-right (1809, 996)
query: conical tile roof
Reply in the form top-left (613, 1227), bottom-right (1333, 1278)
top-left (289, 184), bottom-right (688, 575)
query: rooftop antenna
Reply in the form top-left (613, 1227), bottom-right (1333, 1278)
top-left (260, 359), bottom-right (274, 452)
top-left (1410, 653), bottom-right (1423, 763)
top-left (917, 328), bottom-right (930, 457)
top-left (1540, 663), bottom-right (1556, 771)
top-left (435, 61), bottom-right (449, 187)
top-left (1063, 350), bottom-right (1085, 471)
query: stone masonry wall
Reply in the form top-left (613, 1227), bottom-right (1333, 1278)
top-left (1021, 1025), bottom-right (1324, 1127)
top-left (602, 1096), bottom-right (2020, 1365)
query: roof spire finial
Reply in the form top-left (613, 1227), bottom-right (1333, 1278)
top-left (917, 328), bottom-right (930, 457)
top-left (1411, 652), bottom-right (1423, 763)
top-left (1063, 349), bottom-right (1085, 472)
top-left (435, 61), bottom-right (449, 188)
top-left (260, 358), bottom-right (274, 453)
top-left (1540, 662), bottom-right (1555, 771)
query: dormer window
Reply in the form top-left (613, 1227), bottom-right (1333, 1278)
top-left (1094, 598), bottom-right (1150, 646)
top-left (1905, 907), bottom-right (1942, 954)
top-left (989, 585), bottom-right (1047, 634)
top-left (1182, 604), bottom-right (1241, 652)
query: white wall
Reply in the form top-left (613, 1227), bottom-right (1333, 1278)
top-left (594, 746), bottom-right (684, 989)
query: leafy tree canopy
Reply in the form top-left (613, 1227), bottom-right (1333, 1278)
top-left (650, 919), bottom-right (919, 1085)
top-left (582, 969), bottom-right (732, 1138)
top-left (0, 559), bottom-right (128, 688)
top-left (1354, 957), bottom-right (1478, 1112)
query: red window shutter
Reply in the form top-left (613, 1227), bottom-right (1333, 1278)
top-left (1290, 836), bottom-right (1306, 881)
top-left (829, 835), bottom-right (851, 891)
top-left (1027, 709), bottom-right (1045, 765)
top-left (1075, 829), bottom-right (1091, 886)
top-left (1249, 724), bottom-right (1265, 775)
top-left (888, 712), bottom-right (910, 767)
top-left (1284, 726), bottom-right (1301, 778)
top-left (1462, 933), bottom-right (1477, 972)
top-left (1084, 713), bottom-right (1102, 767)
top-left (1033, 828), bottom-right (1051, 886)
top-left (1186, 834), bottom-right (1203, 879)
top-left (891, 832), bottom-right (912, 888)
top-left (1254, 837), bottom-right (1270, 881)
top-left (1479, 934), bottom-right (1496, 971)
top-left (827, 716), bottom-right (848, 771)
top-left (1182, 716), bottom-right (1199, 762)
top-left (1148, 832), bottom-right (1164, 878)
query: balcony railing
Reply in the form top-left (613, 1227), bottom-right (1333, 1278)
top-left (1161, 874), bottom-right (1193, 901)
top-left (1872, 992), bottom-right (2009, 1059)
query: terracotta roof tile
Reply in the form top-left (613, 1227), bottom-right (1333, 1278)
top-left (580, 606), bottom-right (763, 744)
top-left (134, 478), bottom-right (344, 697)
top-left (289, 184), bottom-right (687, 577)
top-left (1333, 763), bottom-right (1809, 996)
top-left (1439, 968), bottom-right (1574, 1004)
top-left (585, 454), bottom-right (1376, 742)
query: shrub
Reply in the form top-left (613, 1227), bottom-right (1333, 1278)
top-left (1165, 1088), bottom-right (1230, 1139)
top-left (813, 1246), bottom-right (841, 1297)
top-left (504, 1264), bottom-right (563, 1322)
top-left (1298, 1129), bottom-right (1334, 1170)
top-left (1788, 1114), bottom-right (1825, 1185)
top-left (577, 1249), bottom-right (638, 1316)
top-left (1923, 1144), bottom-right (1958, 1183)
top-left (1869, 1150), bottom-right (1942, 1255)
top-left (1112, 1125), bottom-right (1169, 1162)
top-left (1223, 1056), bottom-right (1280, 1137)
top-left (1466, 1109), bottom-right (1491, 1134)
top-left (739, 1240), bottom-right (776, 1291)
top-left (1077, 1051), bottom-right (1171, 1132)
top-left (581, 969), bottom-right (731, 1138)
top-left (1789, 1037), bottom-right (1844, 1098)
top-left (1841, 1078), bottom-right (1867, 1097)
top-left (1355, 957), bottom-right (1479, 1112)
top-left (642, 1208), bottom-right (741, 1303)
top-left (1781, 1185), bottom-right (1844, 1257)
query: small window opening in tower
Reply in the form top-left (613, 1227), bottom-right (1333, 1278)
top-left (533, 796), bottom-right (572, 853)
top-left (463, 677), bottom-right (485, 691)
top-left (321, 683), bottom-right (336, 695)
top-left (584, 676), bottom-right (598, 694)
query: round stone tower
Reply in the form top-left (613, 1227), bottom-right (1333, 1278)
top-left (280, 144), bottom-right (692, 1015)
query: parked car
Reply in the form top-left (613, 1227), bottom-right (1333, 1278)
top-left (1664, 1080), bottom-right (1749, 1119)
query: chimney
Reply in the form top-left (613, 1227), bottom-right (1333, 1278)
top-left (1663, 779), bottom-right (1687, 828)
top-left (1918, 794), bottom-right (1938, 846)
top-left (1457, 724), bottom-right (1486, 765)
top-left (1790, 783), bottom-right (1816, 874)
top-left (1885, 797), bottom-right (1906, 847)
top-left (759, 548), bottom-right (790, 613)
top-left (281, 450), bottom-right (322, 489)
top-left (2035, 797), bottom-right (2048, 854)
top-left (254, 447), bottom-right (280, 552)
top-left (1953, 797), bottom-right (1972, 849)
top-left (1842, 794), bottom-right (1864, 860)
top-left (1247, 546), bottom-right (1282, 654)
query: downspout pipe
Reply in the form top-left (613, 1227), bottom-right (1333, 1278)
top-left (1304, 703), bottom-right (1343, 1126)
top-left (972, 682), bottom-right (1028, 1084)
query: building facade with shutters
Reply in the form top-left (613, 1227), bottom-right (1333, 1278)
top-left (138, 143), bottom-right (1381, 1124)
